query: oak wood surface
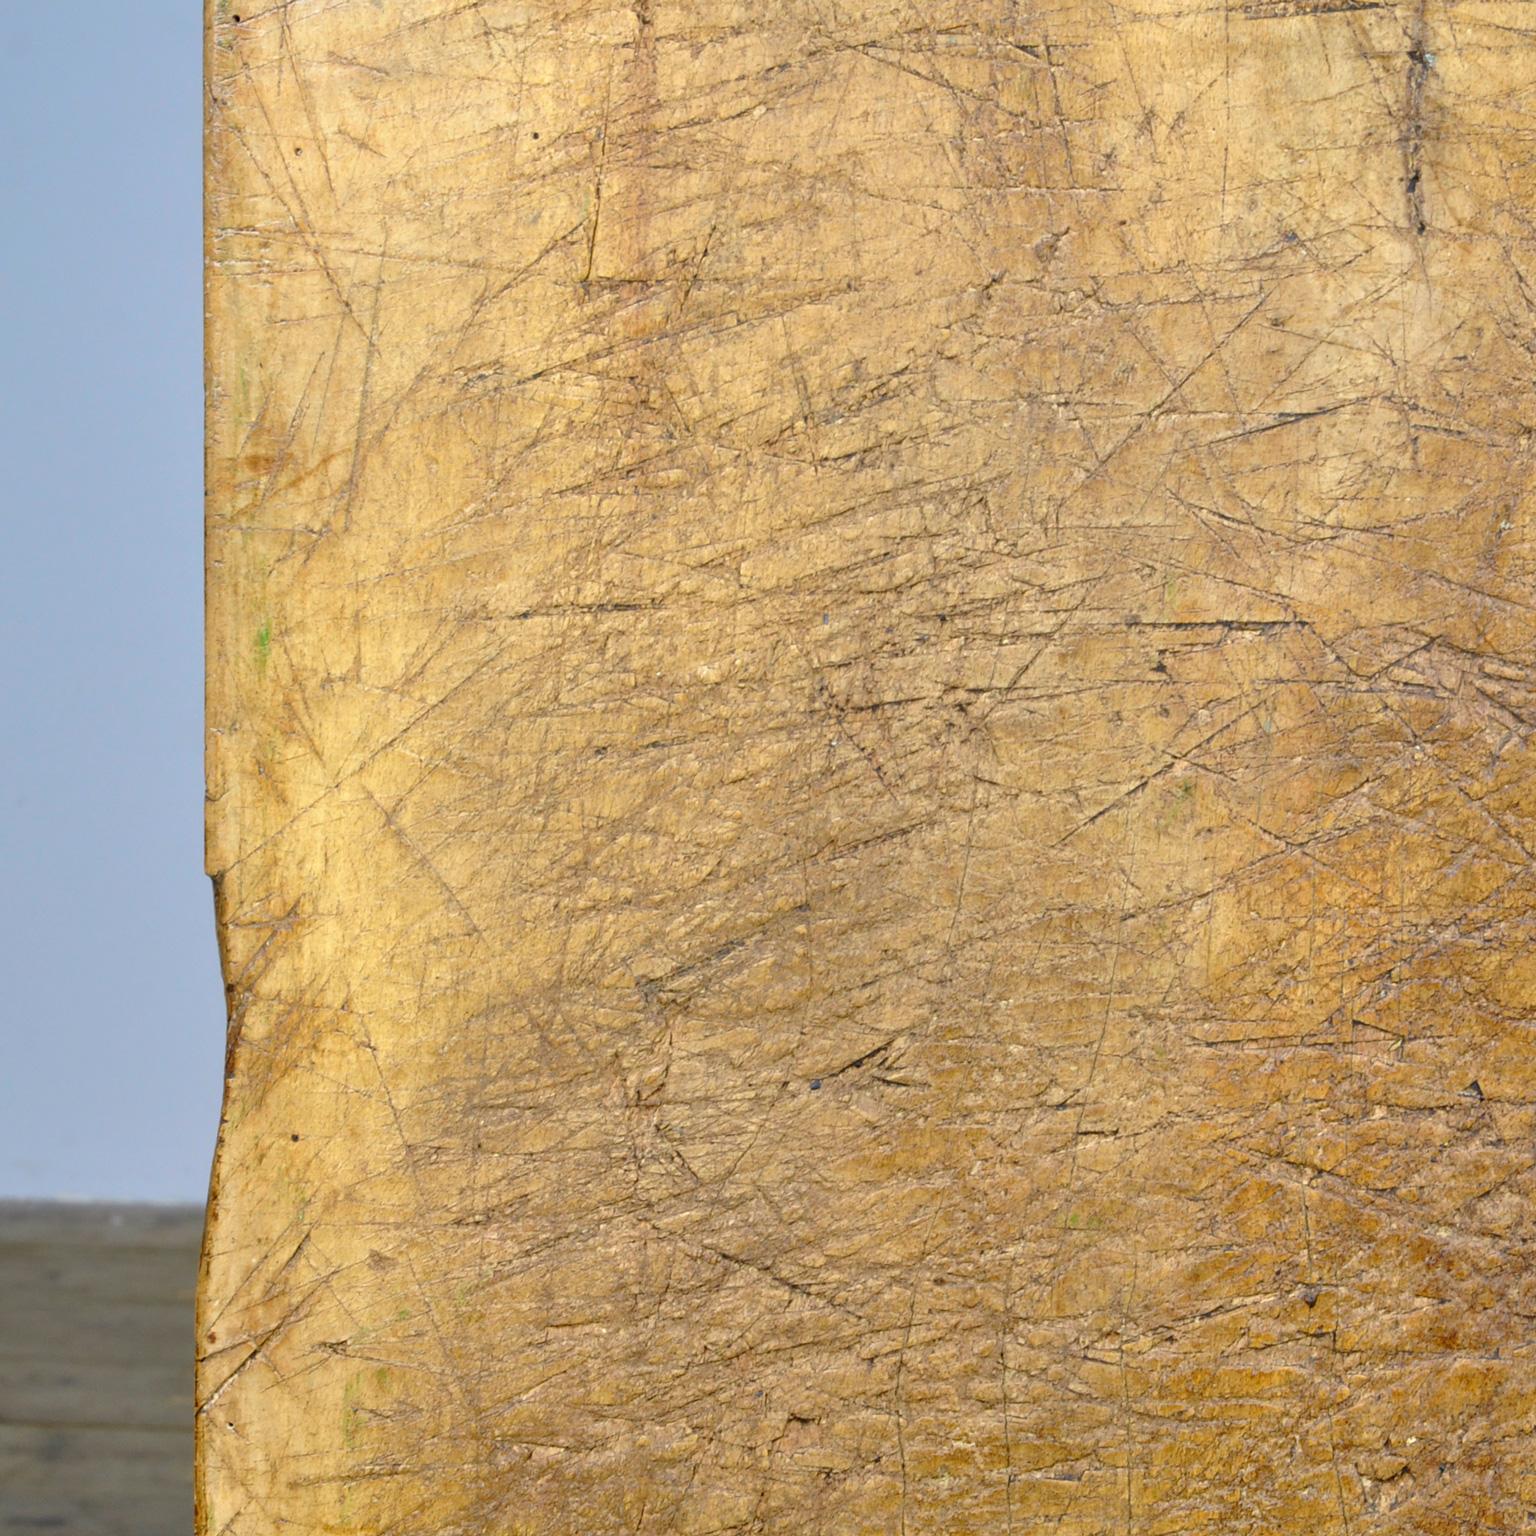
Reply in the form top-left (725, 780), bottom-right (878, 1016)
top-left (204, 1), bottom-right (1536, 1529)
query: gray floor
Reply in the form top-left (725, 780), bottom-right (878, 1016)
top-left (0, 1202), bottom-right (201, 1535)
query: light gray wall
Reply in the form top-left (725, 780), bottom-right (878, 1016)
top-left (0, 8), bottom-right (223, 1201)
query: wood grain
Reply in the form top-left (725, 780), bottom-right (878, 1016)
top-left (203, 1), bottom-right (1536, 1529)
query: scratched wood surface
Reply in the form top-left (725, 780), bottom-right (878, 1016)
top-left (203, 1), bottom-right (1536, 1530)
top-left (0, 1203), bottom-right (199, 1536)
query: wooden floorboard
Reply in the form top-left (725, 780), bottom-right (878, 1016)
top-left (0, 1203), bottom-right (201, 1536)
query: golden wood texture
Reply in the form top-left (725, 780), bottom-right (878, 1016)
top-left (203, 1), bottom-right (1536, 1529)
